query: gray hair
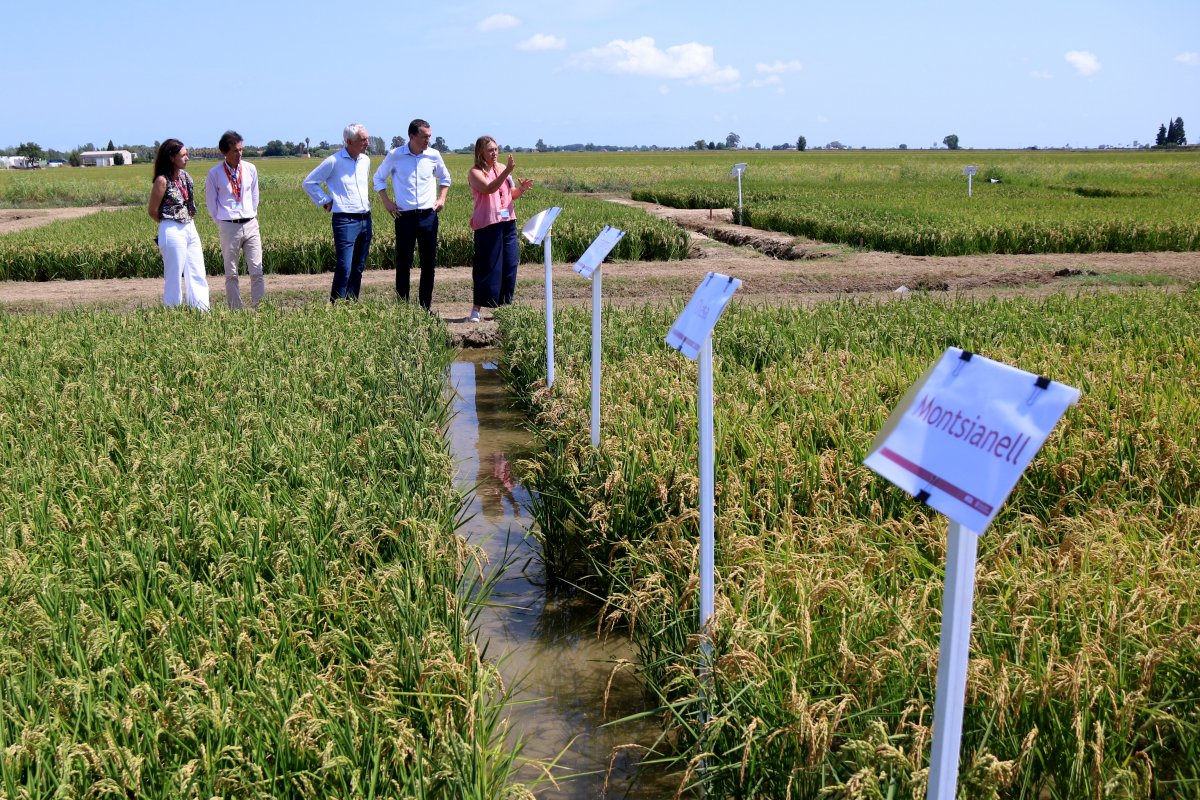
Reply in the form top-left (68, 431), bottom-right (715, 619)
top-left (343, 123), bottom-right (366, 143)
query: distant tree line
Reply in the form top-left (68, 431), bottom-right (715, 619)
top-left (532, 138), bottom-right (670, 153)
top-left (1155, 117), bottom-right (1188, 147)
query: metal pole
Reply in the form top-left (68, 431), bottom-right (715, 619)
top-left (698, 334), bottom-right (715, 661)
top-left (926, 520), bottom-right (979, 800)
top-left (590, 266), bottom-right (602, 447)
top-left (544, 232), bottom-right (555, 387)
top-left (968, 174), bottom-right (973, 198)
top-left (737, 174), bottom-right (744, 225)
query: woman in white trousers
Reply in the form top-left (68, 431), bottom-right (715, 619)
top-left (148, 139), bottom-right (209, 310)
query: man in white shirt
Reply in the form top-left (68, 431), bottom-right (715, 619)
top-left (205, 130), bottom-right (265, 309)
top-left (303, 123), bottom-right (373, 302)
top-left (373, 118), bottom-right (451, 310)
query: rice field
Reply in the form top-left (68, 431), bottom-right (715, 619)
top-left (7, 150), bottom-right (1200, 281)
top-left (0, 303), bottom-right (531, 799)
top-left (4, 145), bottom-right (1200, 799)
top-left (628, 149), bottom-right (1200, 255)
top-left (0, 158), bottom-right (689, 281)
top-left (496, 291), bottom-right (1200, 798)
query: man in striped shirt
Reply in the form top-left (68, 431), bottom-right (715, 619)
top-left (205, 130), bottom-right (265, 309)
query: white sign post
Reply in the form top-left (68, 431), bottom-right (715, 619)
top-left (574, 225), bottom-right (626, 447)
top-left (864, 347), bottom-right (1080, 800)
top-left (730, 163), bottom-right (748, 225)
top-left (666, 272), bottom-right (742, 669)
top-left (962, 165), bottom-right (977, 198)
top-left (522, 207), bottom-right (563, 387)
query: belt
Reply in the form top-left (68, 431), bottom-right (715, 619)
top-left (333, 212), bottom-right (371, 219)
top-left (397, 207), bottom-right (434, 216)
top-left (221, 217), bottom-right (255, 224)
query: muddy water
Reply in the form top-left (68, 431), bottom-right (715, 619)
top-left (447, 350), bottom-right (678, 799)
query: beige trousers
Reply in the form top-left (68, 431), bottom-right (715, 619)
top-left (217, 218), bottom-right (265, 308)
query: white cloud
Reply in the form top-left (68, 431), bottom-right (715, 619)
top-left (756, 60), bottom-right (802, 74)
top-left (750, 75), bottom-right (782, 89)
top-left (1176, 52), bottom-right (1200, 66)
top-left (477, 13), bottom-right (520, 32)
top-left (1030, 70), bottom-right (1053, 80)
top-left (816, 115), bottom-right (829, 124)
top-left (517, 34), bottom-right (565, 51)
top-left (569, 37), bottom-right (739, 87)
top-left (1064, 50), bottom-right (1101, 77)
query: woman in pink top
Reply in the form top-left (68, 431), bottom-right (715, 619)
top-left (468, 136), bottom-right (532, 322)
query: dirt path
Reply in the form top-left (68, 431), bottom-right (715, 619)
top-left (0, 207), bottom-right (125, 235)
top-left (3, 203), bottom-right (1198, 346)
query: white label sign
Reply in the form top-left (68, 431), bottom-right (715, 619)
top-left (521, 206), bottom-right (562, 245)
top-left (962, 165), bottom-right (977, 176)
top-left (864, 347), bottom-right (1080, 533)
top-left (730, 162), bottom-right (748, 177)
top-left (574, 225), bottom-right (625, 280)
top-left (665, 272), bottom-right (742, 360)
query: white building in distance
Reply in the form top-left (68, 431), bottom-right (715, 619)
top-left (0, 156), bottom-right (40, 169)
top-left (79, 150), bottom-right (135, 166)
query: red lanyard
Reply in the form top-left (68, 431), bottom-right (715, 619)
top-left (173, 175), bottom-right (189, 203)
top-left (492, 167), bottom-right (510, 203)
top-left (222, 161), bottom-right (242, 202)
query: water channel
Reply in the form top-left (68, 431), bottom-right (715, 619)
top-left (446, 350), bottom-right (678, 799)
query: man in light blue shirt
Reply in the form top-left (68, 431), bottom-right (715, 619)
top-left (303, 123), bottom-right (372, 302)
top-left (373, 118), bottom-right (451, 310)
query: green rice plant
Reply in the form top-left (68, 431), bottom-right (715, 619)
top-left (0, 302), bottom-right (532, 799)
top-left (629, 149), bottom-right (1200, 255)
top-left (497, 290), bottom-right (1200, 798)
top-left (11, 149), bottom-right (1200, 279)
top-left (0, 158), bottom-right (687, 281)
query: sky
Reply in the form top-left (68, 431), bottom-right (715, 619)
top-left (2, 0), bottom-right (1196, 152)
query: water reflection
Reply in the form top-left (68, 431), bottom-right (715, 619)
top-left (447, 351), bottom-right (678, 799)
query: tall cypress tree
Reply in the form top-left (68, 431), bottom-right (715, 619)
top-left (1166, 119), bottom-right (1178, 145)
top-left (1156, 124), bottom-right (1168, 146)
top-left (1173, 117), bottom-right (1187, 145)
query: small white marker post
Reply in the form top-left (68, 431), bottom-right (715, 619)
top-left (522, 207), bottom-right (563, 387)
top-left (963, 165), bottom-right (977, 198)
top-left (926, 518), bottom-right (979, 800)
top-left (863, 347), bottom-right (1080, 800)
top-left (730, 163), bottom-right (748, 224)
top-left (666, 272), bottom-right (742, 670)
top-left (573, 225), bottom-right (626, 447)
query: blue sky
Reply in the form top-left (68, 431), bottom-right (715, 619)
top-left (2, 0), bottom-right (1196, 151)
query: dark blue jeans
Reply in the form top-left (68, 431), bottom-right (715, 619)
top-left (331, 213), bottom-right (372, 302)
top-left (472, 220), bottom-right (519, 307)
top-left (395, 209), bottom-right (438, 309)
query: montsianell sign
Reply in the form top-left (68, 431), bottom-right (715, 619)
top-left (864, 346), bottom-right (1080, 533)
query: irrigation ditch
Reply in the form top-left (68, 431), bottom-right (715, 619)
top-left (447, 349), bottom-right (679, 798)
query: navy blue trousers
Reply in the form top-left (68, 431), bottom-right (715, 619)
top-left (472, 220), bottom-right (519, 308)
top-left (395, 209), bottom-right (438, 309)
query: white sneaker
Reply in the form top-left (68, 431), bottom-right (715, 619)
top-left (468, 308), bottom-right (481, 322)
